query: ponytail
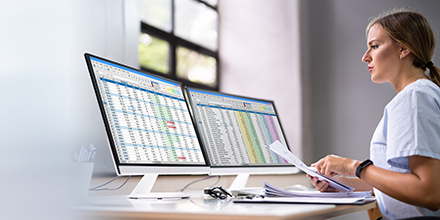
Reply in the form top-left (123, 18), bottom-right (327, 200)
top-left (428, 64), bottom-right (440, 88)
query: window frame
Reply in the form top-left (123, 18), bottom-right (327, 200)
top-left (139, 0), bottom-right (220, 91)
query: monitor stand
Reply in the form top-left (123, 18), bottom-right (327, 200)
top-left (228, 173), bottom-right (250, 190)
top-left (128, 174), bottom-right (190, 199)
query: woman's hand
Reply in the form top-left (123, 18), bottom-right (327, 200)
top-left (306, 174), bottom-right (340, 192)
top-left (312, 155), bottom-right (361, 177)
top-left (307, 155), bottom-right (363, 192)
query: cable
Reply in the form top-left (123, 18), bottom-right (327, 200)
top-left (89, 175), bottom-right (131, 191)
top-left (90, 175), bottom-right (220, 192)
top-left (207, 175), bottom-right (221, 188)
top-left (177, 175), bottom-right (221, 192)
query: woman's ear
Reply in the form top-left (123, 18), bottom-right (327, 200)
top-left (399, 46), bottom-right (411, 59)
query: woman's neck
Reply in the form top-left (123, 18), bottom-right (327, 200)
top-left (393, 67), bottom-right (428, 93)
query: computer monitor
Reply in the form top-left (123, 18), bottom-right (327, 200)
top-left (84, 53), bottom-right (209, 199)
top-left (185, 88), bottom-right (299, 189)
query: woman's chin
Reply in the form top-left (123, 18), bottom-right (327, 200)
top-left (370, 75), bottom-right (386, 84)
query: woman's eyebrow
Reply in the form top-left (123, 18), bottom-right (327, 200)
top-left (368, 39), bottom-right (380, 45)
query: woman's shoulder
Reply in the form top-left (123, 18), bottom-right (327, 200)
top-left (387, 79), bottom-right (440, 110)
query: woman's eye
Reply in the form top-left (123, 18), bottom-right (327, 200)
top-left (370, 45), bottom-right (379, 49)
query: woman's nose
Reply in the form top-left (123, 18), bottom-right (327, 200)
top-left (362, 50), bottom-right (371, 63)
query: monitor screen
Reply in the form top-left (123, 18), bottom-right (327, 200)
top-left (185, 88), bottom-right (296, 176)
top-left (84, 54), bottom-right (208, 176)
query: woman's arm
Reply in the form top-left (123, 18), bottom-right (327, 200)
top-left (335, 175), bottom-right (373, 191)
top-left (361, 155), bottom-right (440, 211)
top-left (313, 155), bottom-right (440, 211)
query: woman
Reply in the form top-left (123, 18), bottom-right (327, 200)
top-left (308, 8), bottom-right (440, 219)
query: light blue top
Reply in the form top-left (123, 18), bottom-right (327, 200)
top-left (370, 79), bottom-right (440, 220)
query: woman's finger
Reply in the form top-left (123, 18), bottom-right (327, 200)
top-left (316, 180), bottom-right (329, 192)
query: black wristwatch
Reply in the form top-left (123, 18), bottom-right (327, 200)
top-left (355, 159), bottom-right (373, 179)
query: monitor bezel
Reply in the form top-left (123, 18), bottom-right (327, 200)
top-left (184, 86), bottom-right (297, 173)
top-left (84, 53), bottom-right (210, 176)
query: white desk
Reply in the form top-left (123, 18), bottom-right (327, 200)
top-left (75, 193), bottom-right (377, 220)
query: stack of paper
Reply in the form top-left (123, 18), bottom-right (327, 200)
top-left (234, 196), bottom-right (376, 205)
top-left (263, 181), bottom-right (371, 198)
top-left (234, 182), bottom-right (375, 205)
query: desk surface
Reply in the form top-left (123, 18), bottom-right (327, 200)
top-left (75, 193), bottom-right (376, 220)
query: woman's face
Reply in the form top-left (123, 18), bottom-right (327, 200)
top-left (361, 24), bottom-right (403, 84)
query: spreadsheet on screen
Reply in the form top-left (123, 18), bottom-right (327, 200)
top-left (186, 88), bottom-right (290, 167)
top-left (89, 57), bottom-right (205, 165)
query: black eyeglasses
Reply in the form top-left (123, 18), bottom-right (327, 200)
top-left (204, 186), bottom-right (232, 199)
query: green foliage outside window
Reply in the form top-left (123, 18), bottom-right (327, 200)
top-left (177, 46), bottom-right (217, 87)
top-left (138, 33), bottom-right (169, 74)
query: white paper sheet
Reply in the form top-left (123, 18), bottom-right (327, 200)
top-left (266, 141), bottom-right (355, 192)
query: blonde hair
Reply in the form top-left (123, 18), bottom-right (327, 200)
top-left (366, 7), bottom-right (440, 87)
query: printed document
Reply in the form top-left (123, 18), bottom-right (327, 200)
top-left (266, 141), bottom-right (355, 192)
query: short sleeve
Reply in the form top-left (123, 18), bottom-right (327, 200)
top-left (386, 87), bottom-right (440, 169)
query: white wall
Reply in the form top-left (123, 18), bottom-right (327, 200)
top-left (0, 0), bottom-right (138, 218)
top-left (219, 0), bottom-right (303, 159)
top-left (67, 0), bottom-right (140, 174)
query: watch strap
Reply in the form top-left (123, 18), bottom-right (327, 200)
top-left (355, 159), bottom-right (373, 179)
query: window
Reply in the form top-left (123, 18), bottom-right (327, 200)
top-left (139, 0), bottom-right (219, 90)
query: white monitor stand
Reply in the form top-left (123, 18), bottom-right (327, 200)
top-left (210, 167), bottom-right (300, 191)
top-left (228, 173), bottom-right (250, 190)
top-left (127, 174), bottom-right (190, 199)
